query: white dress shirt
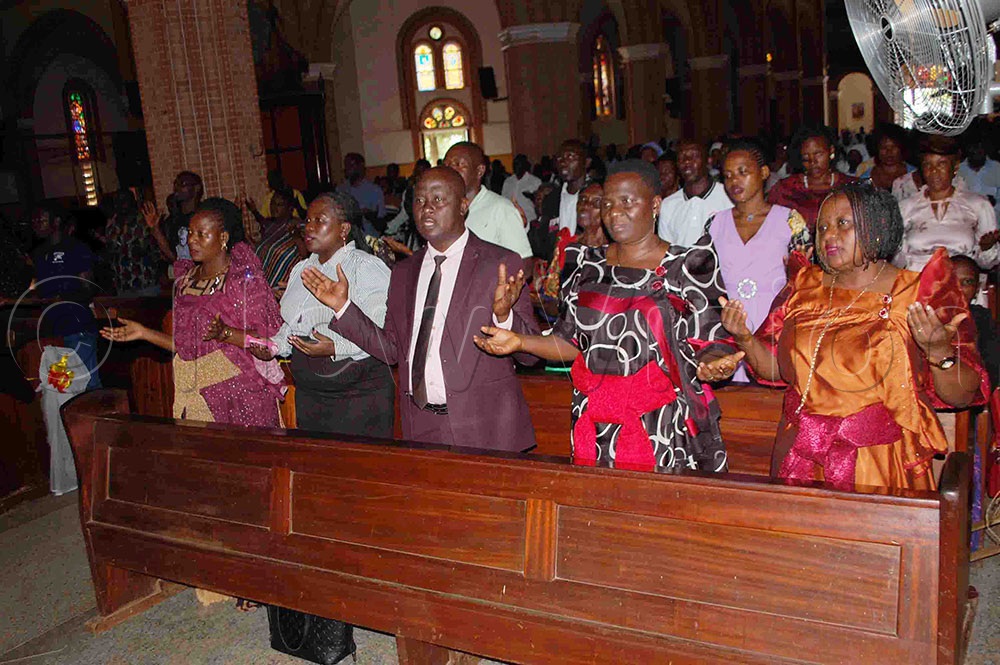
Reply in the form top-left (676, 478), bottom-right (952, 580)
top-left (557, 183), bottom-right (579, 235)
top-left (465, 186), bottom-right (533, 258)
top-left (335, 230), bottom-right (513, 406)
top-left (405, 230), bottom-right (513, 404)
top-left (657, 180), bottom-right (733, 247)
top-left (502, 172), bottom-right (542, 223)
top-left (274, 242), bottom-right (390, 360)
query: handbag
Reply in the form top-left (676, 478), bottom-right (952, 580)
top-left (266, 605), bottom-right (356, 664)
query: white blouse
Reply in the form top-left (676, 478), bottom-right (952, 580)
top-left (896, 185), bottom-right (999, 271)
top-left (274, 241), bottom-right (391, 361)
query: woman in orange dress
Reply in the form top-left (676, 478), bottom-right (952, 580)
top-left (712, 183), bottom-right (987, 490)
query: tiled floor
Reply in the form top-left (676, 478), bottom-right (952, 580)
top-left (1, 492), bottom-right (997, 664)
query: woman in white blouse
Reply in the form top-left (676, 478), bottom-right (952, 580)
top-left (252, 191), bottom-right (393, 436)
top-left (896, 135), bottom-right (1000, 271)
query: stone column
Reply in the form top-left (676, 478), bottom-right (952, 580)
top-left (738, 64), bottom-right (769, 135)
top-left (305, 62), bottom-right (340, 184)
top-left (500, 22), bottom-right (581, 159)
top-left (126, 0), bottom-right (268, 211)
top-left (771, 69), bottom-right (803, 137)
top-left (801, 74), bottom-right (828, 126)
top-left (687, 54), bottom-right (729, 141)
top-left (618, 43), bottom-right (669, 145)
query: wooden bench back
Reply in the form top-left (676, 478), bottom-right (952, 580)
top-left (63, 390), bottom-right (970, 665)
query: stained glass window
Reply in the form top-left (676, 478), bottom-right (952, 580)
top-left (428, 26), bottom-right (443, 41)
top-left (592, 36), bottom-right (615, 117)
top-left (443, 42), bottom-right (464, 90)
top-left (414, 43), bottom-right (436, 92)
top-left (64, 83), bottom-right (99, 206)
top-left (422, 104), bottom-right (466, 130)
top-left (68, 91), bottom-right (91, 161)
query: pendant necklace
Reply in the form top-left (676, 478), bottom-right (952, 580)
top-left (795, 261), bottom-right (888, 414)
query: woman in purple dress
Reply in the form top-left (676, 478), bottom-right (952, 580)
top-left (101, 197), bottom-right (285, 427)
top-left (708, 139), bottom-right (810, 382)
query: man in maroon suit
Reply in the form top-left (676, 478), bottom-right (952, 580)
top-left (301, 167), bottom-right (538, 451)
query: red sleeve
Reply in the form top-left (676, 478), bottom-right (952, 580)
top-left (912, 249), bottom-right (990, 408)
top-left (766, 176), bottom-right (792, 208)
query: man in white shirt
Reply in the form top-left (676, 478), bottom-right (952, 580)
top-left (553, 139), bottom-right (591, 236)
top-left (658, 139), bottom-right (733, 247)
top-left (304, 167), bottom-right (539, 451)
top-left (958, 134), bottom-right (1000, 221)
top-left (501, 154), bottom-right (542, 223)
top-left (444, 141), bottom-right (532, 258)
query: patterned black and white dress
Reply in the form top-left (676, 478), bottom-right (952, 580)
top-left (552, 235), bottom-right (731, 473)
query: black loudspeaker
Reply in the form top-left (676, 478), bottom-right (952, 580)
top-left (478, 67), bottom-right (498, 99)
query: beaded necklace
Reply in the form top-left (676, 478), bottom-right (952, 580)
top-left (795, 261), bottom-right (888, 414)
top-left (803, 172), bottom-right (835, 190)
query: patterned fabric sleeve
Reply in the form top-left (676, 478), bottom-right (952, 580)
top-left (912, 248), bottom-right (990, 408)
top-left (551, 244), bottom-right (590, 343)
top-left (673, 234), bottom-right (732, 349)
top-left (786, 209), bottom-right (811, 253)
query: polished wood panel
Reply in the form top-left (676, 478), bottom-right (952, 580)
top-left (292, 474), bottom-right (527, 571)
top-left (64, 390), bottom-right (971, 665)
top-left (557, 505), bottom-right (900, 633)
top-left (107, 448), bottom-right (272, 526)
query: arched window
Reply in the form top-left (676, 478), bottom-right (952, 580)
top-left (419, 100), bottom-right (470, 163)
top-left (409, 29), bottom-right (467, 94)
top-left (443, 42), bottom-right (464, 90)
top-left (592, 36), bottom-right (616, 118)
top-left (63, 81), bottom-right (101, 206)
top-left (414, 43), bottom-right (436, 91)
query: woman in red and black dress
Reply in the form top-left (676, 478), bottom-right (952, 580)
top-left (768, 125), bottom-right (855, 233)
top-left (476, 160), bottom-right (738, 473)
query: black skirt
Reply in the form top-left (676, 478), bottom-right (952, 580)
top-left (290, 352), bottom-right (395, 438)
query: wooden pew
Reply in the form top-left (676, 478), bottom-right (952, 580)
top-left (64, 389), bottom-right (972, 665)
top-left (520, 371), bottom-right (781, 476)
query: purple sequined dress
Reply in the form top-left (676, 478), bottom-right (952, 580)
top-left (172, 242), bottom-right (284, 427)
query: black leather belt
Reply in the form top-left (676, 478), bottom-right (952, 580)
top-left (421, 402), bottom-right (448, 415)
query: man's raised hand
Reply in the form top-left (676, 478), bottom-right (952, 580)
top-left (492, 262), bottom-right (525, 323)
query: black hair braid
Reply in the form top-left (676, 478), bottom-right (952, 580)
top-left (818, 182), bottom-right (903, 270)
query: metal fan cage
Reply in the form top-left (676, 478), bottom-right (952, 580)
top-left (847, 0), bottom-right (1000, 135)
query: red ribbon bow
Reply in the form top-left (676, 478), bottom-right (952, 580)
top-left (779, 391), bottom-right (902, 490)
top-left (570, 356), bottom-right (677, 471)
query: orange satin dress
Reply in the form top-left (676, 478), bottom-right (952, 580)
top-left (757, 250), bottom-right (987, 490)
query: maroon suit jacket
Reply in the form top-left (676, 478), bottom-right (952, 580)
top-left (331, 232), bottom-right (539, 452)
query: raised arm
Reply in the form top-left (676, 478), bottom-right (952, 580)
top-left (100, 317), bottom-right (174, 352)
top-left (302, 264), bottom-right (403, 365)
top-left (474, 326), bottom-right (580, 363)
top-left (720, 296), bottom-right (782, 383)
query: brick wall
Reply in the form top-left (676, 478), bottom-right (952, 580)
top-left (127, 0), bottom-right (267, 218)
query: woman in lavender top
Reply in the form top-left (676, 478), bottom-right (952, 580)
top-left (707, 139), bottom-right (810, 382)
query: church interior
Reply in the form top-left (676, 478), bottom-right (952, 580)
top-left (1, 0), bottom-right (1000, 663)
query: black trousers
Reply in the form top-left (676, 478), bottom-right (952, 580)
top-left (290, 352), bottom-right (395, 437)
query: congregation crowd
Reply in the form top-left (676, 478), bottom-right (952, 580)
top-left (9, 118), bottom-right (1000, 494)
